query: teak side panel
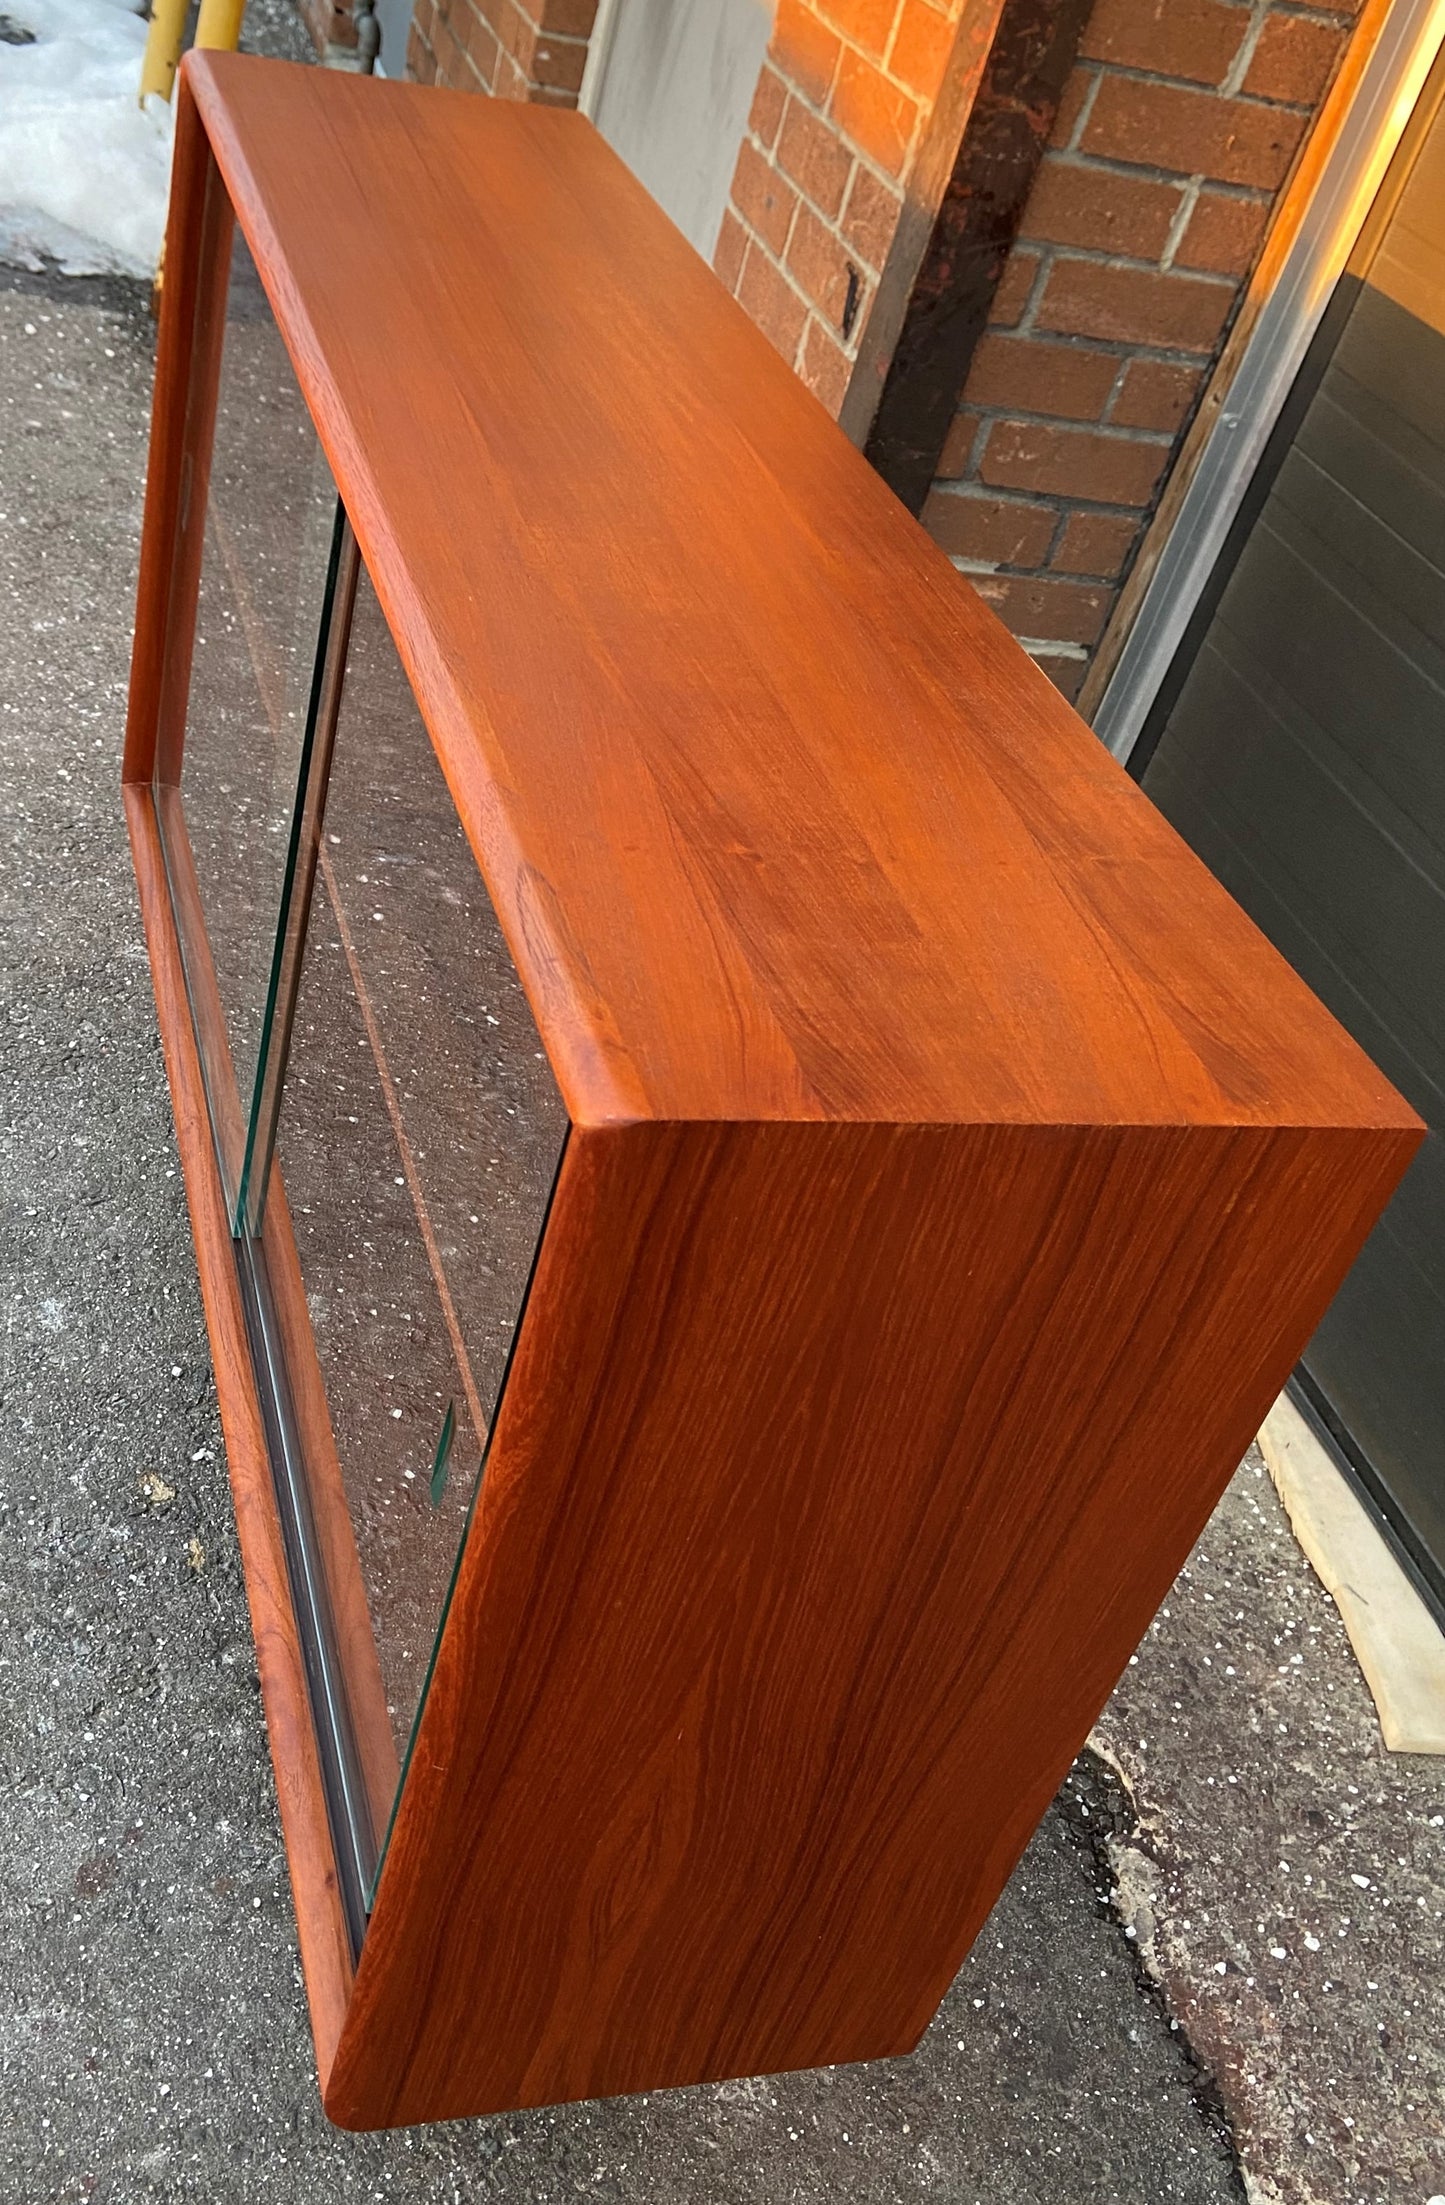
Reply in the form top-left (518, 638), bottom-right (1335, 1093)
top-left (184, 54), bottom-right (1413, 1144)
top-left (329, 1112), bottom-right (1414, 2126)
top-left (126, 90), bottom-right (235, 794)
top-left (123, 82), bottom-right (214, 789)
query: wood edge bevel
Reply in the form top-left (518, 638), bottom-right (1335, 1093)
top-left (180, 51), bottom-right (657, 1139)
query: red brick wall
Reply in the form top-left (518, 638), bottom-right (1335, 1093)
top-left (712, 1), bottom-right (974, 417)
top-left (919, 0), bottom-right (1358, 699)
top-left (408, 0), bottom-right (596, 99)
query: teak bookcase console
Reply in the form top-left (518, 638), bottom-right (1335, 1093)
top-left (124, 52), bottom-right (1420, 2129)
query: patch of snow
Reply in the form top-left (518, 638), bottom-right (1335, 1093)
top-left (0, 0), bottom-right (172, 277)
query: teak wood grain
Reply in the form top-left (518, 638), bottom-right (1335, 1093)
top-left (185, 53), bottom-right (1407, 1141)
top-left (125, 54), bottom-right (1423, 2130)
top-left (331, 1116), bottom-right (1409, 2124)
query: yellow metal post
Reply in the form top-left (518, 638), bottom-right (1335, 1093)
top-left (143, 0), bottom-right (243, 301)
top-left (138, 0), bottom-right (188, 103)
top-left (194, 0), bottom-right (245, 49)
top-left (140, 0), bottom-right (243, 111)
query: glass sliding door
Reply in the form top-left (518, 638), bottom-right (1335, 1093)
top-left (155, 223), bottom-right (568, 1932)
top-left (156, 221), bottom-right (341, 1215)
top-left (268, 565), bottom-right (568, 1768)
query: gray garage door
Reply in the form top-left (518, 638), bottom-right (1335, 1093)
top-left (1137, 83), bottom-right (1445, 1613)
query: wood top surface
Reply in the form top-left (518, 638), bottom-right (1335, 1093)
top-left (188, 54), bottom-right (1414, 1135)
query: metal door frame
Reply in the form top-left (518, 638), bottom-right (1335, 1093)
top-left (577, 0), bottom-right (623, 116)
top-left (1092, 0), bottom-right (1445, 769)
top-left (1092, 3), bottom-right (1445, 1625)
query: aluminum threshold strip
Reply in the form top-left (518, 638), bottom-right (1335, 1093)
top-left (1093, 0), bottom-right (1445, 769)
top-left (234, 1224), bottom-right (377, 1956)
top-left (1288, 1371), bottom-right (1445, 1632)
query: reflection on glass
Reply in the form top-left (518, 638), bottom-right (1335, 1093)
top-left (157, 223), bottom-right (568, 1909)
top-left (236, 510), bottom-right (360, 1242)
top-left (274, 567), bottom-right (568, 1765)
top-left (158, 224), bottom-right (337, 1209)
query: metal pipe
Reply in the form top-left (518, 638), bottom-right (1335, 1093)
top-left (138, 0), bottom-right (189, 103)
top-left (195, 0), bottom-right (247, 49)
